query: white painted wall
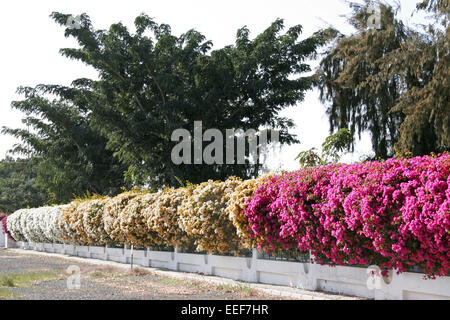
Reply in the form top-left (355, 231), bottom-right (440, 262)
top-left (1, 230), bottom-right (17, 248)
top-left (0, 224), bottom-right (5, 247)
top-left (16, 241), bottom-right (450, 300)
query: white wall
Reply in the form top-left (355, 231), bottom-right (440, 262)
top-left (0, 224), bottom-right (5, 247)
top-left (15, 241), bottom-right (450, 300)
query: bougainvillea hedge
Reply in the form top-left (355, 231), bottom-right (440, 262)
top-left (4, 154), bottom-right (449, 277)
top-left (245, 155), bottom-right (449, 277)
top-left (1, 214), bottom-right (13, 240)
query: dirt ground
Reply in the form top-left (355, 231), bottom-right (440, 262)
top-left (0, 249), bottom-right (293, 300)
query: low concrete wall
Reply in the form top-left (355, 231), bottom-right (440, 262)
top-left (1, 226), bottom-right (16, 248)
top-left (14, 241), bottom-right (450, 300)
top-left (0, 226), bottom-right (5, 247)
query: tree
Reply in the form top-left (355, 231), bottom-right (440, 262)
top-left (391, 0), bottom-right (449, 155)
top-left (315, 1), bottom-right (408, 159)
top-left (295, 128), bottom-right (354, 168)
top-left (416, 0), bottom-right (449, 25)
top-left (45, 12), bottom-right (329, 188)
top-left (0, 157), bottom-right (48, 213)
top-left (315, 0), bottom-right (449, 158)
top-left (2, 86), bottom-right (131, 204)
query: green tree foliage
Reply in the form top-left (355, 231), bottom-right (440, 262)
top-left (0, 157), bottom-right (48, 213)
top-left (321, 128), bottom-right (354, 163)
top-left (315, 1), bottom-right (407, 159)
top-left (295, 128), bottom-right (353, 168)
top-left (392, 0), bottom-right (449, 155)
top-left (2, 86), bottom-right (131, 204)
top-left (416, 0), bottom-right (449, 25)
top-left (295, 148), bottom-right (323, 168)
top-left (45, 12), bottom-right (329, 188)
top-left (315, 0), bottom-right (449, 158)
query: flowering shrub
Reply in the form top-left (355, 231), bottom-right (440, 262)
top-left (60, 198), bottom-right (112, 245)
top-left (60, 201), bottom-right (89, 244)
top-left (7, 206), bottom-right (67, 243)
top-left (80, 198), bottom-right (113, 245)
top-left (6, 209), bottom-right (27, 241)
top-left (178, 178), bottom-right (243, 254)
top-left (144, 188), bottom-right (194, 249)
top-left (5, 154), bottom-right (448, 277)
top-left (41, 206), bottom-right (68, 243)
top-left (0, 214), bottom-right (13, 240)
top-left (226, 174), bottom-right (273, 249)
top-left (118, 193), bottom-right (161, 247)
top-left (102, 190), bottom-right (146, 245)
top-left (245, 154), bottom-right (450, 277)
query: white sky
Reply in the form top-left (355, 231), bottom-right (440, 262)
top-left (0, 0), bottom-right (426, 171)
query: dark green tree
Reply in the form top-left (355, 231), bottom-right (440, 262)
top-left (416, 0), bottom-right (449, 24)
top-left (46, 12), bottom-right (329, 188)
top-left (0, 157), bottom-right (48, 213)
top-left (2, 86), bottom-right (131, 204)
top-left (315, 1), bottom-right (408, 159)
top-left (391, 0), bottom-right (449, 155)
top-left (315, 0), bottom-right (449, 158)
top-left (295, 128), bottom-right (354, 168)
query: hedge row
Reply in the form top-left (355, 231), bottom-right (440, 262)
top-left (4, 154), bottom-right (449, 277)
top-left (1, 214), bottom-right (13, 240)
top-left (245, 155), bottom-right (450, 277)
top-left (6, 206), bottom-right (67, 243)
top-left (7, 179), bottom-right (255, 255)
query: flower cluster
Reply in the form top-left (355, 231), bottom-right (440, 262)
top-left (245, 155), bottom-right (450, 277)
top-left (178, 178), bottom-right (243, 254)
top-left (226, 174), bottom-right (273, 248)
top-left (60, 198), bottom-right (112, 245)
top-left (1, 214), bottom-right (13, 240)
top-left (81, 198), bottom-right (113, 245)
top-left (60, 201), bottom-right (89, 244)
top-left (102, 190), bottom-right (146, 245)
top-left (6, 209), bottom-right (27, 241)
top-left (117, 193), bottom-right (161, 247)
top-left (144, 188), bottom-right (194, 249)
top-left (7, 206), bottom-right (67, 243)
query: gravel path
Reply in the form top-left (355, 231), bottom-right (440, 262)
top-left (0, 249), bottom-right (291, 300)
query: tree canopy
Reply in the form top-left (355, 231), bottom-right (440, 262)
top-left (2, 86), bottom-right (131, 204)
top-left (2, 2), bottom-right (447, 208)
top-left (392, 0), bottom-right (449, 155)
top-left (315, 0), bottom-right (449, 158)
top-left (0, 157), bottom-right (48, 213)
top-left (38, 13), bottom-right (328, 188)
top-left (295, 128), bottom-right (354, 168)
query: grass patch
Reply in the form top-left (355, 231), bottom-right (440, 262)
top-left (0, 271), bottom-right (60, 288)
top-left (88, 266), bottom-right (123, 279)
top-left (0, 276), bottom-right (15, 287)
top-left (0, 288), bottom-right (20, 299)
top-left (89, 271), bottom-right (109, 279)
top-left (156, 277), bottom-right (204, 289)
top-left (156, 277), bottom-right (255, 294)
top-left (158, 277), bottom-right (188, 286)
top-left (129, 267), bottom-right (151, 276)
top-left (215, 283), bottom-right (257, 296)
